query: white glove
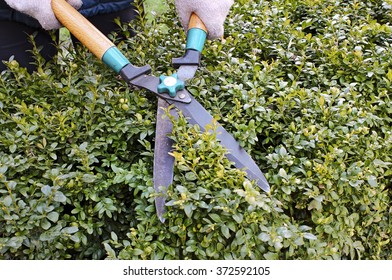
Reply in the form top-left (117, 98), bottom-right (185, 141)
top-left (5, 0), bottom-right (83, 30)
top-left (175, 0), bottom-right (234, 39)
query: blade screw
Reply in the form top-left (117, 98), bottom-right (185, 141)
top-left (157, 74), bottom-right (185, 97)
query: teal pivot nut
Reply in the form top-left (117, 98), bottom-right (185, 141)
top-left (157, 74), bottom-right (185, 97)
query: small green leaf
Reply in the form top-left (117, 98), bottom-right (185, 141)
top-left (233, 213), bottom-right (243, 223)
top-left (132, 249), bottom-right (144, 256)
top-left (367, 175), bottom-right (377, 187)
top-left (279, 146), bottom-right (287, 156)
top-left (387, 68), bottom-right (392, 82)
top-left (209, 213), bottom-right (222, 223)
top-left (3, 196), bottom-right (12, 207)
top-left (93, 202), bottom-right (104, 213)
top-left (263, 252), bottom-right (279, 260)
top-left (79, 142), bottom-right (88, 150)
top-left (54, 191), bottom-right (66, 203)
top-left (47, 212), bottom-right (59, 223)
top-left (221, 225), bottom-right (231, 239)
top-left (282, 185), bottom-right (292, 195)
top-left (82, 174), bottom-right (96, 183)
top-left (40, 230), bottom-right (60, 242)
top-left (258, 232), bottom-right (270, 242)
top-left (111, 231), bottom-right (118, 242)
top-left (176, 185), bottom-right (187, 193)
top-left (145, 204), bottom-right (155, 213)
top-left (308, 199), bottom-right (322, 211)
top-left (278, 168), bottom-right (288, 179)
top-left (303, 233), bottom-right (317, 240)
top-left (41, 185), bottom-right (52, 196)
top-left (299, 225), bottom-right (312, 232)
top-left (62, 226), bottom-right (78, 234)
top-left (185, 172), bottom-right (197, 181)
top-left (184, 203), bottom-right (193, 218)
top-left (185, 245), bottom-right (197, 252)
top-left (9, 144), bottom-right (17, 153)
top-left (7, 181), bottom-right (17, 190)
top-left (104, 243), bottom-right (117, 259)
top-left (41, 219), bottom-right (51, 230)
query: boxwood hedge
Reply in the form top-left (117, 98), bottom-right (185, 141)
top-left (0, 0), bottom-right (391, 260)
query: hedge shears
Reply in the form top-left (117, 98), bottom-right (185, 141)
top-left (52, 0), bottom-right (270, 223)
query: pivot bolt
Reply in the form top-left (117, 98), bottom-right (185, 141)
top-left (157, 74), bottom-right (185, 97)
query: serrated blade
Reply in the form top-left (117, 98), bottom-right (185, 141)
top-left (167, 97), bottom-right (271, 193)
top-left (153, 98), bottom-right (177, 223)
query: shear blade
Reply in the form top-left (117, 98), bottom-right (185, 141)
top-left (177, 65), bottom-right (198, 82)
top-left (167, 97), bottom-right (271, 193)
top-left (153, 98), bottom-right (178, 223)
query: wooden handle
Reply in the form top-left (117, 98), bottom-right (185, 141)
top-left (52, 0), bottom-right (114, 59)
top-left (188, 13), bottom-right (207, 33)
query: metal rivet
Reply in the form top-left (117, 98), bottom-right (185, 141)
top-left (178, 93), bottom-right (186, 99)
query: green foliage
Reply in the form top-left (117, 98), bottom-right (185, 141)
top-left (1, 0), bottom-right (391, 260)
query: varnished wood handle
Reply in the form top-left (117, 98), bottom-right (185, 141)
top-left (52, 0), bottom-right (114, 60)
top-left (188, 13), bottom-right (207, 33)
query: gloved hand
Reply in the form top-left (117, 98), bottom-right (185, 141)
top-left (175, 0), bottom-right (234, 39)
top-left (4, 0), bottom-right (83, 30)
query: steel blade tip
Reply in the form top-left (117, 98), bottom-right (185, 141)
top-left (259, 182), bottom-right (270, 193)
top-left (255, 173), bottom-right (270, 193)
top-left (246, 169), bottom-right (270, 193)
top-left (154, 196), bottom-right (167, 223)
top-left (158, 215), bottom-right (165, 223)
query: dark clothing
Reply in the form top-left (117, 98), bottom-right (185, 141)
top-left (0, 21), bottom-right (58, 72)
top-left (0, 0), bottom-right (133, 27)
top-left (80, 0), bottom-right (133, 17)
top-left (0, 0), bottom-right (41, 28)
top-left (0, 1), bottom-right (136, 72)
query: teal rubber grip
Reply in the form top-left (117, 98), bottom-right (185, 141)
top-left (186, 28), bottom-right (207, 53)
top-left (102, 46), bottom-right (130, 73)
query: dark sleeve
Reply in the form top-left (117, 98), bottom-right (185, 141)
top-left (0, 0), bottom-right (42, 29)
